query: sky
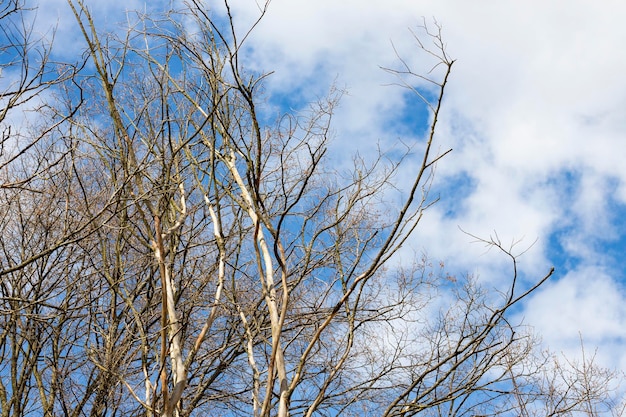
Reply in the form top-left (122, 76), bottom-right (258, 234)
top-left (21, 0), bottom-right (626, 372)
top-left (218, 0), bottom-right (626, 372)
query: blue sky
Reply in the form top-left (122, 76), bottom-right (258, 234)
top-left (219, 0), bottom-right (626, 372)
top-left (22, 0), bottom-right (626, 373)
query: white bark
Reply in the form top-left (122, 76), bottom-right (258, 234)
top-left (225, 151), bottom-right (290, 417)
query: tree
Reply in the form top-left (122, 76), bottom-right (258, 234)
top-left (0, 1), bottom-right (623, 417)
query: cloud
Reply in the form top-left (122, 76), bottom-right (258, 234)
top-left (221, 0), bottom-right (626, 366)
top-left (517, 266), bottom-right (626, 369)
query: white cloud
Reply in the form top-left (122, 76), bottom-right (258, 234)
top-left (223, 0), bottom-right (626, 367)
top-left (518, 266), bottom-right (626, 370)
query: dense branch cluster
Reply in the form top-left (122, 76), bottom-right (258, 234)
top-left (0, 1), bottom-right (622, 416)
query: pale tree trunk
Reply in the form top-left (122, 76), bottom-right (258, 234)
top-left (224, 152), bottom-right (290, 417)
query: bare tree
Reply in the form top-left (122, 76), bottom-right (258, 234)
top-left (0, 1), bottom-right (623, 417)
top-left (0, 3), bottom-right (90, 415)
